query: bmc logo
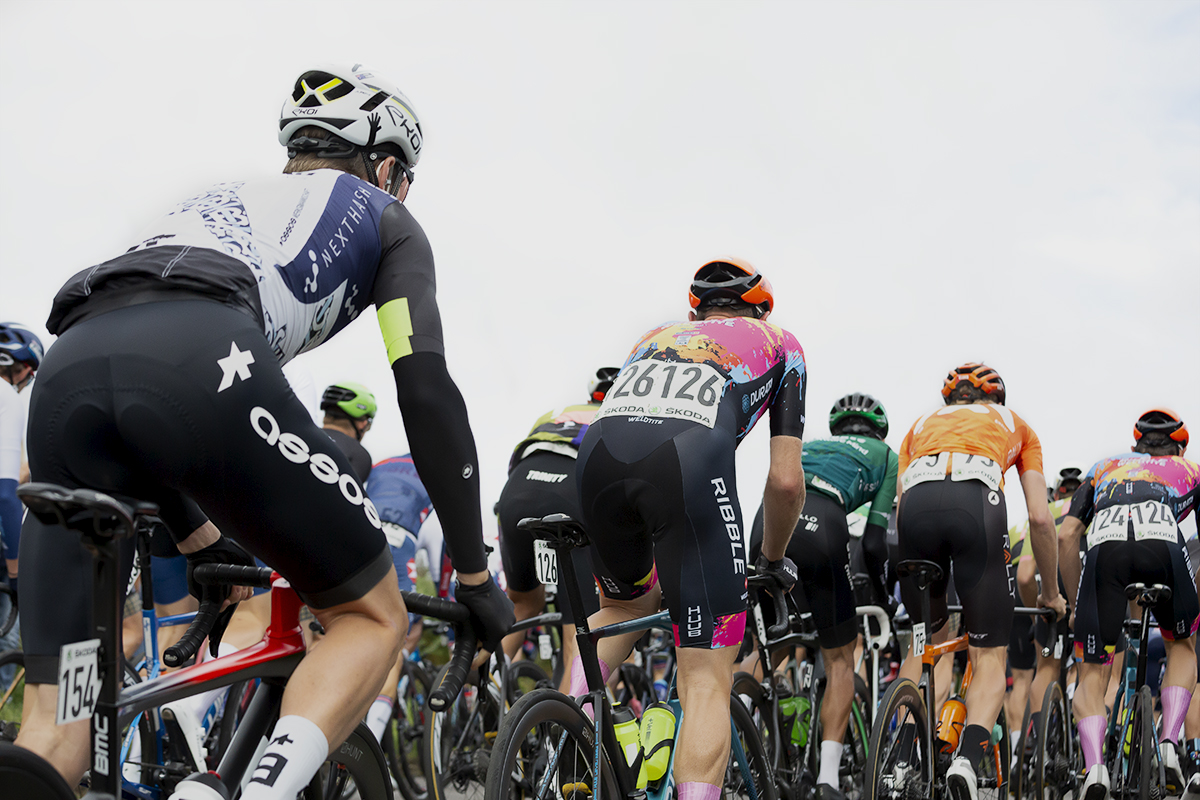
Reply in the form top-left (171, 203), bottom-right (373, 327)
top-left (250, 406), bottom-right (382, 529)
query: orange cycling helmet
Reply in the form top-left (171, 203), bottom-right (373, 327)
top-left (688, 257), bottom-right (774, 318)
top-left (941, 362), bottom-right (1006, 405)
top-left (1133, 408), bottom-right (1188, 453)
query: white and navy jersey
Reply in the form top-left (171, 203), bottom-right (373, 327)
top-left (48, 170), bottom-right (443, 365)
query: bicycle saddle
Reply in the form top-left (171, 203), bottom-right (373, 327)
top-left (516, 513), bottom-right (590, 548)
top-left (896, 558), bottom-right (944, 588)
top-left (17, 482), bottom-right (159, 542)
top-left (1124, 582), bottom-right (1172, 606)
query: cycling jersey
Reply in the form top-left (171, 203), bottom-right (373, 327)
top-left (579, 316), bottom-right (806, 649)
top-left (365, 455), bottom-right (452, 597)
top-left (324, 429), bottom-right (372, 484)
top-left (802, 435), bottom-right (898, 525)
top-left (1069, 453), bottom-right (1200, 663)
top-left (899, 403), bottom-right (1043, 492)
top-left (1008, 496), bottom-right (1072, 562)
top-left (0, 382), bottom-right (23, 563)
top-left (509, 404), bottom-right (598, 470)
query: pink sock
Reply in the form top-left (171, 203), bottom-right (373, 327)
top-left (1160, 685), bottom-right (1191, 743)
top-left (1077, 714), bottom-right (1107, 770)
top-left (569, 656), bottom-right (611, 720)
top-left (678, 782), bottom-right (720, 800)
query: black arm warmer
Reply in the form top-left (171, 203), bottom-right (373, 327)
top-left (392, 351), bottom-right (487, 574)
top-left (861, 521), bottom-right (891, 602)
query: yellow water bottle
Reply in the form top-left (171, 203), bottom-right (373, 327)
top-left (613, 705), bottom-right (648, 789)
top-left (640, 702), bottom-right (677, 783)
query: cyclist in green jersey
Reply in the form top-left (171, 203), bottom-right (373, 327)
top-left (749, 392), bottom-right (897, 800)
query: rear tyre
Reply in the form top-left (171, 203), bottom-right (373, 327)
top-left (866, 678), bottom-right (930, 800)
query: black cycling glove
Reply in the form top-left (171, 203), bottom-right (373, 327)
top-left (754, 552), bottom-right (799, 594)
top-left (454, 575), bottom-right (515, 653)
top-left (185, 535), bottom-right (256, 604)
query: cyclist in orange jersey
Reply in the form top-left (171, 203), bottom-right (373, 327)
top-left (895, 363), bottom-right (1066, 800)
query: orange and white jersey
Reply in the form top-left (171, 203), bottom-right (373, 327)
top-left (898, 403), bottom-right (1043, 493)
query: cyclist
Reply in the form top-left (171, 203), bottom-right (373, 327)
top-left (575, 257), bottom-right (807, 800)
top-left (496, 367), bottom-right (619, 691)
top-left (746, 391), bottom-right (897, 800)
top-left (0, 322), bottom-right (43, 672)
top-left (1059, 409), bottom-right (1200, 798)
top-left (361, 453), bottom-right (444, 742)
top-left (15, 63), bottom-right (513, 798)
top-left (320, 381), bottom-right (377, 482)
top-left (895, 362), bottom-right (1066, 800)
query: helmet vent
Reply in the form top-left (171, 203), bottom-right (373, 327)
top-left (360, 91), bottom-right (391, 112)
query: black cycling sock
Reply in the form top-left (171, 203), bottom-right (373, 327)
top-left (959, 724), bottom-right (990, 770)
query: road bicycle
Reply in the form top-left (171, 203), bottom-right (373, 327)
top-left (867, 559), bottom-right (1053, 800)
top-left (1, 482), bottom-right (477, 800)
top-left (484, 513), bottom-right (776, 800)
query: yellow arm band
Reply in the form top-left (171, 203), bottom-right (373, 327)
top-left (378, 298), bottom-right (414, 364)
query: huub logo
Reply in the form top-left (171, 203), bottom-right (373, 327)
top-left (250, 406), bottom-right (381, 529)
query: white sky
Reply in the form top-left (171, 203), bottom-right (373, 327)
top-left (2, 0), bottom-right (1198, 539)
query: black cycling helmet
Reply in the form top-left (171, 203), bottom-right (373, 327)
top-left (588, 367), bottom-right (621, 403)
top-left (829, 393), bottom-right (888, 439)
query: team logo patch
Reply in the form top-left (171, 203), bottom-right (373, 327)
top-left (987, 491), bottom-right (1000, 506)
top-left (217, 342), bottom-right (255, 392)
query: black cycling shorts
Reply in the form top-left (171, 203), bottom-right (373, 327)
top-left (496, 451), bottom-right (599, 625)
top-left (577, 417), bottom-right (748, 649)
top-left (896, 478), bottom-right (1013, 648)
top-left (748, 491), bottom-right (857, 649)
top-left (1073, 538), bottom-right (1199, 665)
top-left (19, 299), bottom-right (391, 683)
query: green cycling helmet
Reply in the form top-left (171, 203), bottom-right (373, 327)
top-left (829, 393), bottom-right (888, 439)
top-left (321, 381), bottom-right (377, 420)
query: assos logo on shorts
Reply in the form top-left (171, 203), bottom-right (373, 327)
top-left (250, 406), bottom-right (382, 529)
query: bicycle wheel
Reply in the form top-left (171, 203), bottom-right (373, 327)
top-left (0, 649), bottom-right (25, 742)
top-left (385, 660), bottom-right (432, 800)
top-left (1011, 699), bottom-right (1032, 799)
top-left (732, 671), bottom-right (802, 794)
top-left (866, 677), bottom-right (930, 800)
top-left (1035, 681), bottom-right (1079, 800)
top-left (727, 690), bottom-right (780, 800)
top-left (508, 658), bottom-right (552, 703)
top-left (425, 664), bottom-right (493, 800)
top-left (304, 722), bottom-right (393, 800)
top-left (976, 705), bottom-right (1009, 800)
top-left (0, 740), bottom-right (76, 800)
top-left (1111, 683), bottom-right (1157, 800)
top-left (485, 687), bottom-right (620, 800)
top-left (811, 673), bottom-right (871, 800)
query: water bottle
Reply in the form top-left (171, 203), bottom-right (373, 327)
top-left (613, 705), bottom-right (648, 789)
top-left (640, 702), bottom-right (676, 783)
top-left (936, 696), bottom-right (966, 754)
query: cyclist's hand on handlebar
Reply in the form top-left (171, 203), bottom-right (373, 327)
top-left (1038, 591), bottom-right (1067, 622)
top-left (455, 573), bottom-right (515, 654)
top-left (185, 535), bottom-right (256, 606)
top-left (754, 553), bottom-right (799, 594)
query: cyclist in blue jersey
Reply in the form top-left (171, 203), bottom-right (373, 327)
top-left (15, 64), bottom-right (513, 798)
top-left (0, 323), bottom-right (43, 679)
top-left (576, 258), bottom-right (806, 800)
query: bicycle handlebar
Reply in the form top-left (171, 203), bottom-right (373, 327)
top-left (856, 604), bottom-right (891, 654)
top-left (162, 565), bottom-right (275, 668)
top-left (746, 573), bottom-right (792, 639)
top-left (401, 591), bottom-right (475, 712)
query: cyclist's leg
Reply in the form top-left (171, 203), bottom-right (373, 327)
top-left (1073, 541), bottom-right (1127, 783)
top-left (1149, 541), bottom-right (1199, 749)
top-left (675, 645), bottom-right (740, 786)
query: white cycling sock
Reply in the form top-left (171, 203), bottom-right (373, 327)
top-left (818, 739), bottom-right (843, 787)
top-left (365, 695), bottom-right (394, 742)
top-left (240, 715), bottom-right (328, 799)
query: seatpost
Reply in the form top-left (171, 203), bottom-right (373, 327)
top-left (916, 573), bottom-right (936, 789)
top-left (83, 531), bottom-right (125, 798)
top-left (1136, 600), bottom-right (1152, 693)
top-left (135, 530), bottom-right (158, 674)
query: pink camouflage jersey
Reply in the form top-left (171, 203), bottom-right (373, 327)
top-left (595, 316), bottom-right (807, 442)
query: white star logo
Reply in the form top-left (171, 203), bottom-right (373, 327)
top-left (217, 342), bottom-right (255, 393)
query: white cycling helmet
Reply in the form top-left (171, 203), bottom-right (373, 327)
top-left (279, 64), bottom-right (423, 172)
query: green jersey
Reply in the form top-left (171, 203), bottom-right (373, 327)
top-left (802, 435), bottom-right (899, 528)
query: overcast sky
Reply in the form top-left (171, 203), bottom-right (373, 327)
top-left (2, 0), bottom-right (1198, 541)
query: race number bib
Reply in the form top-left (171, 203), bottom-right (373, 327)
top-left (950, 453), bottom-right (1002, 492)
top-left (901, 452), bottom-right (949, 491)
top-left (57, 639), bottom-right (101, 725)
top-left (1087, 505), bottom-right (1129, 547)
top-left (1130, 500), bottom-right (1177, 543)
top-left (595, 360), bottom-right (725, 429)
top-left (534, 539), bottom-right (558, 585)
top-left (912, 622), bottom-right (927, 657)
